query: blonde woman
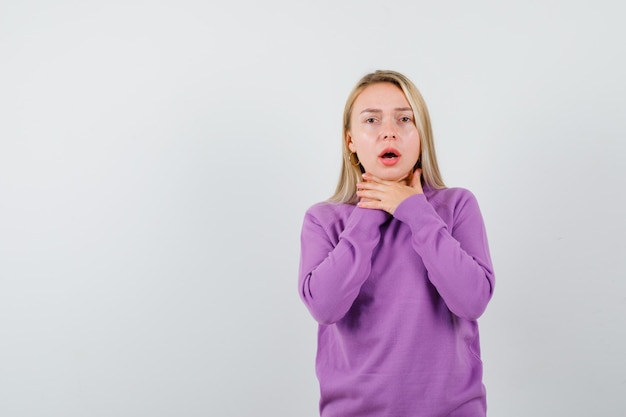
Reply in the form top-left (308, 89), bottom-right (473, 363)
top-left (298, 70), bottom-right (495, 417)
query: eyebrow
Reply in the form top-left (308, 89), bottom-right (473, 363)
top-left (360, 107), bottom-right (413, 114)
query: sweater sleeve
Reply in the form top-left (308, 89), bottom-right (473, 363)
top-left (393, 191), bottom-right (495, 320)
top-left (298, 205), bottom-right (389, 325)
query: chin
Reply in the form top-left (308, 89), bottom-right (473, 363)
top-left (363, 164), bottom-right (413, 182)
top-left (374, 171), bottom-right (409, 182)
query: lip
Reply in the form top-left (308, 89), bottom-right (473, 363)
top-left (378, 147), bottom-right (401, 166)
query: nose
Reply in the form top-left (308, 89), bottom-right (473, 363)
top-left (381, 118), bottom-right (397, 140)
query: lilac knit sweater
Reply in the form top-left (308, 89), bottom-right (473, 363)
top-left (298, 185), bottom-right (495, 417)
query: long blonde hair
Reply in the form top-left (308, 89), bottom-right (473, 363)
top-left (329, 70), bottom-right (445, 204)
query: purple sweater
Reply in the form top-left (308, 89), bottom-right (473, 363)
top-left (298, 185), bottom-right (495, 417)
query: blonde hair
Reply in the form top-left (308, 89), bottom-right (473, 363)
top-left (329, 70), bottom-right (445, 204)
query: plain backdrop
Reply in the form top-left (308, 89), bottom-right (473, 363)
top-left (1, 0), bottom-right (625, 416)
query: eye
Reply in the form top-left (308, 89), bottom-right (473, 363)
top-left (365, 117), bottom-right (377, 124)
top-left (399, 116), bottom-right (413, 123)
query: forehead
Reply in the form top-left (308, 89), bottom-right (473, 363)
top-left (353, 82), bottom-right (410, 111)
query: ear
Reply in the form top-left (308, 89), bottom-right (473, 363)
top-left (346, 132), bottom-right (356, 153)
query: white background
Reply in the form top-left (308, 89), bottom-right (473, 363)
top-left (1, 1), bottom-right (625, 416)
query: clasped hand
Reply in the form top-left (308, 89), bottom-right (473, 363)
top-left (356, 169), bottom-right (423, 215)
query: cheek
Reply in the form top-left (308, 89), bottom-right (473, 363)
top-left (348, 132), bottom-right (369, 153)
top-left (412, 132), bottom-right (421, 153)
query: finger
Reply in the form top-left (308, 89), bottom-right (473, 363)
top-left (410, 168), bottom-right (422, 188)
top-left (400, 170), bottom-right (414, 184)
top-left (357, 200), bottom-right (384, 210)
top-left (356, 189), bottom-right (382, 201)
top-left (358, 199), bottom-right (395, 214)
top-left (357, 179), bottom-right (386, 192)
top-left (362, 173), bottom-right (388, 185)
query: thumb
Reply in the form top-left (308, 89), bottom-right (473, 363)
top-left (410, 168), bottom-right (422, 188)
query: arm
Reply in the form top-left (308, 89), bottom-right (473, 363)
top-left (393, 191), bottom-right (495, 320)
top-left (298, 205), bottom-right (388, 325)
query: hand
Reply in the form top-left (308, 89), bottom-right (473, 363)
top-left (356, 169), bottom-right (423, 215)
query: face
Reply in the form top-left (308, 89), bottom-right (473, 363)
top-left (347, 82), bottom-right (421, 182)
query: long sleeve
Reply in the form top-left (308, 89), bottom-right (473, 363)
top-left (298, 204), bottom-right (389, 325)
top-left (300, 189), bottom-right (493, 417)
top-left (393, 190), bottom-right (495, 320)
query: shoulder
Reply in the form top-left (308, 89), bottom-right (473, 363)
top-left (304, 200), bottom-right (354, 223)
top-left (301, 201), bottom-right (358, 241)
top-left (426, 186), bottom-right (477, 208)
top-left (424, 186), bottom-right (483, 224)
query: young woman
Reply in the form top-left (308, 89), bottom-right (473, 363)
top-left (298, 70), bottom-right (495, 417)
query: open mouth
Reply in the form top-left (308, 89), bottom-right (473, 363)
top-left (378, 148), bottom-right (401, 166)
top-left (379, 148), bottom-right (401, 159)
